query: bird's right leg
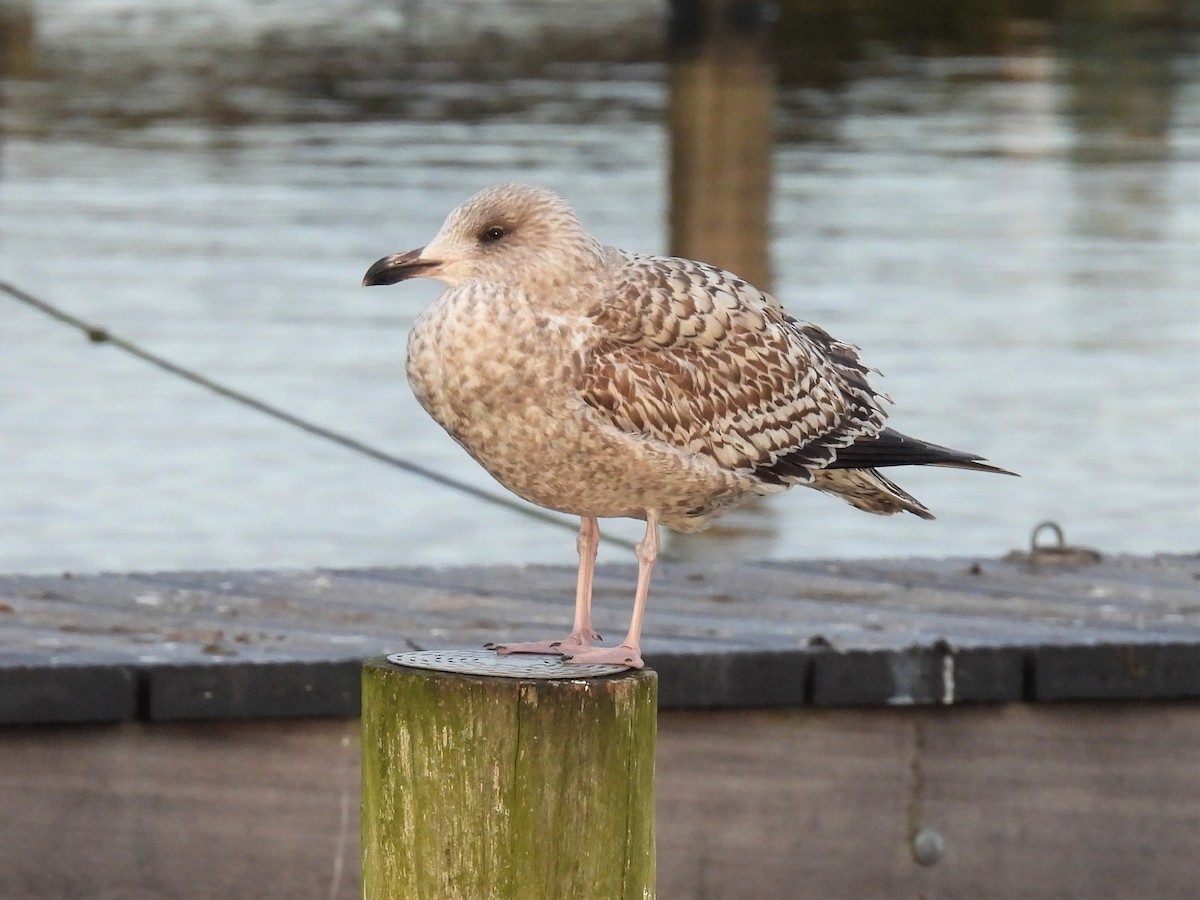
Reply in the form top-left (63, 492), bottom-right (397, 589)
top-left (487, 516), bottom-right (601, 656)
top-left (562, 515), bottom-right (603, 649)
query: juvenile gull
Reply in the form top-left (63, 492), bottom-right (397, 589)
top-left (364, 183), bottom-right (1013, 669)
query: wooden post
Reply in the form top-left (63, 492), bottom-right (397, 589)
top-left (0, 1), bottom-right (37, 80)
top-left (668, 0), bottom-right (775, 291)
top-left (361, 653), bottom-right (657, 900)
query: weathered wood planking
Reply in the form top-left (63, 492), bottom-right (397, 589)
top-left (3, 703), bottom-right (1199, 899)
top-left (1, 553), bottom-right (1198, 723)
top-left (0, 719), bottom-right (362, 900)
top-left (657, 702), bottom-right (1200, 899)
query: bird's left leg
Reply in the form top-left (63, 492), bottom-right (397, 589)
top-left (487, 516), bottom-right (601, 656)
top-left (562, 512), bottom-right (658, 670)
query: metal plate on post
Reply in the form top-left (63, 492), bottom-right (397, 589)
top-left (385, 649), bottom-right (629, 679)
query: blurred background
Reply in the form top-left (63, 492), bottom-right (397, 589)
top-left (0, 0), bottom-right (1197, 575)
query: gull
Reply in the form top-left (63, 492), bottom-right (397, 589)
top-left (363, 183), bottom-right (1013, 669)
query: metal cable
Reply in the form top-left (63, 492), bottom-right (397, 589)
top-left (1, 279), bottom-right (638, 552)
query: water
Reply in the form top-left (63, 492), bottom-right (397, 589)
top-left (1, 1), bottom-right (1198, 575)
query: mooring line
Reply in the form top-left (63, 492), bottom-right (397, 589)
top-left (1, 279), bottom-right (639, 552)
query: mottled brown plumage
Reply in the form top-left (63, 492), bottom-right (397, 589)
top-left (363, 183), bottom-right (1012, 668)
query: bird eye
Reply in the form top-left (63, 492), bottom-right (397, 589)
top-left (481, 225), bottom-right (506, 243)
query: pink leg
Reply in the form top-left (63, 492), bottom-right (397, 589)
top-left (562, 512), bottom-right (658, 669)
top-left (487, 516), bottom-right (601, 656)
top-left (566, 515), bottom-right (602, 646)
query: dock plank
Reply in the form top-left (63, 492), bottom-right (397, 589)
top-left (1, 553), bottom-right (1197, 722)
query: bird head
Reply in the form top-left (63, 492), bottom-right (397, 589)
top-left (362, 183), bottom-right (605, 294)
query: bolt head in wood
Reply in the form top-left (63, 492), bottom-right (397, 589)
top-left (912, 827), bottom-right (946, 866)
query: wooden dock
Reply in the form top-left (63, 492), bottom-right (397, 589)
top-left (2, 552), bottom-right (1199, 897)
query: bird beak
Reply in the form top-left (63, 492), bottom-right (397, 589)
top-left (362, 248), bottom-right (444, 286)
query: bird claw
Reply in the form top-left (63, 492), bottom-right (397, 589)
top-left (486, 630), bottom-right (600, 657)
top-left (561, 644), bottom-right (645, 670)
top-left (485, 640), bottom-right (565, 656)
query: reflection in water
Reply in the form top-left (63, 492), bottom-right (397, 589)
top-left (668, 0), bottom-right (774, 291)
top-left (1059, 0), bottom-right (1184, 164)
top-left (0, 3), bottom-right (35, 80)
top-left (0, 0), bottom-right (34, 184)
top-left (0, 1), bottom-right (1197, 573)
top-left (666, 0), bottom-right (776, 561)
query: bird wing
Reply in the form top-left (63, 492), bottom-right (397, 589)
top-left (580, 253), bottom-right (890, 484)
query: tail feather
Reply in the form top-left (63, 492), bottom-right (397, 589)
top-left (807, 427), bottom-right (1014, 519)
top-left (809, 467), bottom-right (936, 519)
top-left (827, 427), bottom-right (1017, 477)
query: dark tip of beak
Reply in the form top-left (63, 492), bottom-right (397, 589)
top-left (362, 249), bottom-right (442, 287)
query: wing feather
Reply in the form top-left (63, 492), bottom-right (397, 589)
top-left (580, 253), bottom-right (889, 485)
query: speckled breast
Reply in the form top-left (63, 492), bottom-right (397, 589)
top-left (404, 284), bottom-right (747, 526)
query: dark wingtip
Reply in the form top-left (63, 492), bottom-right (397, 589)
top-left (826, 428), bottom-right (1017, 476)
top-left (930, 459), bottom-right (1019, 477)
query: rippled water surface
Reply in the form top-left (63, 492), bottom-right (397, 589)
top-left (1, 1), bottom-right (1198, 574)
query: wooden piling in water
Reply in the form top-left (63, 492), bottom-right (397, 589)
top-left (361, 655), bottom-right (658, 900)
top-left (668, 0), bottom-right (775, 290)
top-left (0, 1), bottom-right (37, 80)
